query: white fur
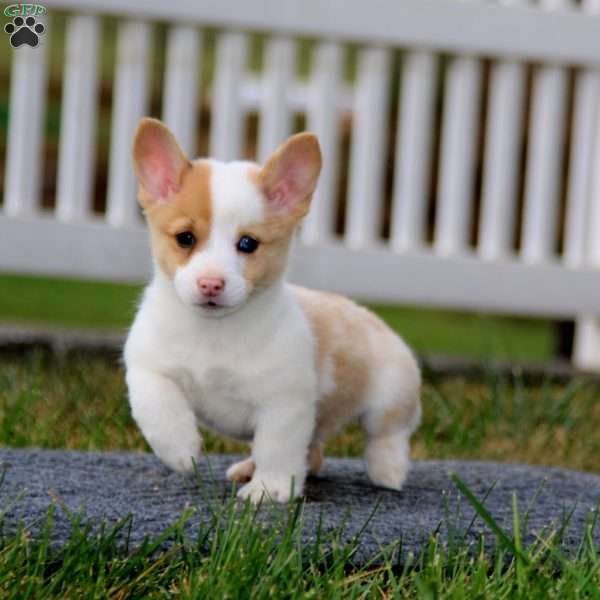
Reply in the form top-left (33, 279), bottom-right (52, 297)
top-left (126, 154), bottom-right (420, 504)
top-left (126, 276), bottom-right (317, 502)
top-left (126, 160), bottom-right (318, 502)
top-left (173, 160), bottom-right (265, 314)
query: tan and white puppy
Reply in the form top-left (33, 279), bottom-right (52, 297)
top-left (125, 118), bottom-right (421, 503)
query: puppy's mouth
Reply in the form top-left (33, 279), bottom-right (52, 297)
top-left (194, 297), bottom-right (245, 318)
top-left (201, 300), bottom-right (221, 309)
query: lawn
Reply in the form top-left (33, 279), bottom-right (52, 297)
top-left (0, 275), bottom-right (598, 598)
top-left (1, 352), bottom-right (599, 472)
top-left (0, 273), bottom-right (556, 361)
top-left (0, 352), bottom-right (598, 598)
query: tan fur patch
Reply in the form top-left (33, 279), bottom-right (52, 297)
top-left (240, 134), bottom-right (321, 294)
top-left (378, 403), bottom-right (419, 437)
top-left (308, 441), bottom-right (324, 475)
top-left (240, 219), bottom-right (295, 294)
top-left (142, 161), bottom-right (213, 277)
top-left (242, 167), bottom-right (308, 294)
top-left (294, 286), bottom-right (374, 439)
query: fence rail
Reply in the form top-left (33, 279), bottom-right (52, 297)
top-left (1, 0), bottom-right (600, 367)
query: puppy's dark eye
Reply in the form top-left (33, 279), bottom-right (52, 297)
top-left (236, 235), bottom-right (259, 254)
top-left (176, 231), bottom-right (196, 249)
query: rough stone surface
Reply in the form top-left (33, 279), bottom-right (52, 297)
top-left (0, 448), bottom-right (598, 563)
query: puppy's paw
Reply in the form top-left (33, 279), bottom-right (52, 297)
top-left (365, 434), bottom-right (410, 491)
top-left (151, 434), bottom-right (202, 474)
top-left (237, 473), bottom-right (301, 504)
top-left (367, 459), bottom-right (409, 491)
top-left (226, 457), bottom-right (255, 483)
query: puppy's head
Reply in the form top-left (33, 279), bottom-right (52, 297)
top-left (133, 118), bottom-right (322, 316)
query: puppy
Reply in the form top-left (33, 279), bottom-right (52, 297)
top-left (125, 118), bottom-right (421, 503)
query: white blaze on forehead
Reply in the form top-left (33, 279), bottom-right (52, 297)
top-left (171, 160), bottom-right (266, 311)
top-left (208, 160), bottom-right (265, 230)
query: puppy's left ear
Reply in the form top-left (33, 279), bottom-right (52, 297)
top-left (259, 133), bottom-right (322, 219)
top-left (132, 117), bottom-right (190, 207)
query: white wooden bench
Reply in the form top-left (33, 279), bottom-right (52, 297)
top-left (1, 0), bottom-right (600, 367)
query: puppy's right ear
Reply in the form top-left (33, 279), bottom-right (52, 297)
top-left (132, 118), bottom-right (190, 206)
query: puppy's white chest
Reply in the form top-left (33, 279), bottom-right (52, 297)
top-left (185, 365), bottom-right (256, 440)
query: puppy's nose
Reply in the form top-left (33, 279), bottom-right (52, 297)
top-left (197, 277), bottom-right (225, 298)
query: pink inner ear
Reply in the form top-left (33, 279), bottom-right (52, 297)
top-left (267, 180), bottom-right (294, 210)
top-left (140, 151), bottom-right (180, 201)
top-left (266, 163), bottom-right (310, 212)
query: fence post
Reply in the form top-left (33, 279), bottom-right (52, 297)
top-left (573, 78), bottom-right (600, 369)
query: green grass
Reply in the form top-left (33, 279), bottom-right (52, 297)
top-left (1, 354), bottom-right (599, 597)
top-left (0, 275), bottom-right (594, 598)
top-left (0, 274), bottom-right (140, 331)
top-left (1, 352), bottom-right (598, 472)
top-left (0, 467), bottom-right (598, 598)
top-left (0, 273), bottom-right (556, 360)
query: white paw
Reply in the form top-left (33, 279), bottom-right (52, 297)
top-left (237, 473), bottom-right (301, 504)
top-left (150, 434), bottom-right (202, 474)
top-left (226, 457), bottom-right (256, 483)
top-left (366, 457), bottom-right (410, 490)
top-left (365, 434), bottom-right (411, 491)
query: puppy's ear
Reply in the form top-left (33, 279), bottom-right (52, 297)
top-left (259, 133), bottom-right (322, 219)
top-left (132, 118), bottom-right (190, 206)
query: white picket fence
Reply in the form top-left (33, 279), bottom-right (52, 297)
top-left (1, 0), bottom-right (600, 367)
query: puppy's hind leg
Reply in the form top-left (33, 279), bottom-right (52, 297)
top-left (308, 440), bottom-right (325, 476)
top-left (362, 362), bottom-right (421, 491)
top-left (365, 430), bottom-right (412, 490)
top-left (226, 456), bottom-right (255, 483)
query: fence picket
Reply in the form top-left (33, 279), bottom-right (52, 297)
top-left (257, 36), bottom-right (294, 163)
top-left (106, 21), bottom-right (151, 227)
top-left (520, 0), bottom-right (570, 263)
top-left (56, 16), bottom-right (100, 222)
top-left (210, 32), bottom-right (247, 161)
top-left (564, 0), bottom-right (600, 267)
top-left (345, 47), bottom-right (391, 248)
top-left (302, 42), bottom-right (343, 245)
top-left (162, 25), bottom-right (201, 158)
top-left (572, 0), bottom-right (600, 369)
top-left (434, 56), bottom-right (483, 255)
top-left (519, 64), bottom-right (568, 263)
top-left (4, 29), bottom-right (49, 217)
top-left (390, 51), bottom-right (437, 252)
top-left (573, 115), bottom-right (600, 367)
top-left (478, 58), bottom-right (526, 260)
top-left (563, 69), bottom-right (599, 267)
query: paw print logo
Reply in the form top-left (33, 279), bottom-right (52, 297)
top-left (4, 16), bottom-right (45, 48)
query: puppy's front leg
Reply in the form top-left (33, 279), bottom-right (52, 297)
top-left (238, 396), bottom-right (315, 503)
top-left (127, 367), bottom-right (202, 473)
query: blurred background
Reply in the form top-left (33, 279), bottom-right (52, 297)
top-left (0, 0), bottom-right (599, 470)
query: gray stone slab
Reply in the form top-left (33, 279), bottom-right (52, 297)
top-left (0, 448), bottom-right (598, 563)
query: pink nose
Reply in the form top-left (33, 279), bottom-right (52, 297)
top-left (197, 277), bottom-right (225, 298)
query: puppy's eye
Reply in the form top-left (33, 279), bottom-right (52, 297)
top-left (176, 231), bottom-right (196, 249)
top-left (236, 235), bottom-right (259, 254)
